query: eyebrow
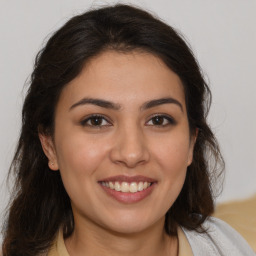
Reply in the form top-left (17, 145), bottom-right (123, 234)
top-left (69, 97), bottom-right (183, 112)
top-left (141, 97), bottom-right (183, 112)
top-left (69, 98), bottom-right (121, 111)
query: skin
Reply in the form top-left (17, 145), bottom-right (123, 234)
top-left (40, 50), bottom-right (196, 256)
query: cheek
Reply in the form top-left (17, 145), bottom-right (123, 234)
top-left (157, 144), bottom-right (188, 187)
top-left (54, 135), bottom-right (111, 210)
top-left (152, 133), bottom-right (192, 171)
top-left (150, 131), bottom-right (191, 194)
top-left (148, 136), bottom-right (190, 216)
top-left (55, 134), bottom-right (108, 178)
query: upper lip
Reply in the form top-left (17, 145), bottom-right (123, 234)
top-left (98, 175), bottom-right (157, 183)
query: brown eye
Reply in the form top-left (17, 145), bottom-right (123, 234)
top-left (152, 116), bottom-right (164, 125)
top-left (90, 117), bottom-right (104, 126)
top-left (81, 115), bottom-right (111, 127)
top-left (146, 115), bottom-right (176, 126)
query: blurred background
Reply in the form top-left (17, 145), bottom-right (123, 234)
top-left (1, 0), bottom-right (255, 241)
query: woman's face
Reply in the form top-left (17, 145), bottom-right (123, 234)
top-left (41, 50), bottom-right (196, 234)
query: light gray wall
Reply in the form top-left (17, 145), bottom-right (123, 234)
top-left (1, 0), bottom-right (255, 231)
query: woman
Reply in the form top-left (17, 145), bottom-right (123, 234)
top-left (2, 4), bottom-right (255, 256)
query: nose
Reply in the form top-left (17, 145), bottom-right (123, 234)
top-left (109, 125), bottom-right (150, 168)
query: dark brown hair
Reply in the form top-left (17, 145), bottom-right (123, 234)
top-left (2, 4), bottom-right (224, 255)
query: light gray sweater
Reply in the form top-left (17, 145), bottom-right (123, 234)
top-left (182, 217), bottom-right (255, 255)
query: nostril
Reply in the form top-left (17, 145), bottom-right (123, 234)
top-left (109, 140), bottom-right (150, 167)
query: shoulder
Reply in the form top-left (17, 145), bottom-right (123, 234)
top-left (182, 217), bottom-right (255, 256)
top-left (214, 194), bottom-right (256, 251)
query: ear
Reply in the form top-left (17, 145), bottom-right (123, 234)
top-left (187, 128), bottom-right (198, 166)
top-left (38, 133), bottom-right (59, 171)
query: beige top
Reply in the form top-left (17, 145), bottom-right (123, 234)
top-left (47, 227), bottom-right (193, 256)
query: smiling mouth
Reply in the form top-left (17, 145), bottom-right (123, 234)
top-left (98, 175), bottom-right (156, 203)
top-left (100, 181), bottom-right (152, 193)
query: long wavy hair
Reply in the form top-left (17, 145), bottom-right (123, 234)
top-left (2, 4), bottom-right (224, 256)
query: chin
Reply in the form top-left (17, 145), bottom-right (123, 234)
top-left (100, 212), bottom-right (164, 235)
top-left (106, 223), bottom-right (150, 235)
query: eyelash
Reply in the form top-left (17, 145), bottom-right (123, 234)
top-left (80, 114), bottom-right (176, 128)
top-left (80, 114), bottom-right (112, 127)
top-left (146, 114), bottom-right (176, 127)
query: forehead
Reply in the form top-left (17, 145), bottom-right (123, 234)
top-left (58, 50), bottom-right (186, 110)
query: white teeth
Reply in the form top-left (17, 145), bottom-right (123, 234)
top-left (129, 182), bottom-right (138, 193)
top-left (114, 181), bottom-right (121, 191)
top-left (101, 181), bottom-right (152, 193)
top-left (138, 182), bottom-right (144, 191)
top-left (109, 181), bottom-right (114, 189)
top-left (121, 182), bottom-right (129, 192)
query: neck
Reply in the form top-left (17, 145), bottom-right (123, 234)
top-left (65, 216), bottom-right (178, 256)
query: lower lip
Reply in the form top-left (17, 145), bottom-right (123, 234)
top-left (100, 183), bottom-right (156, 204)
